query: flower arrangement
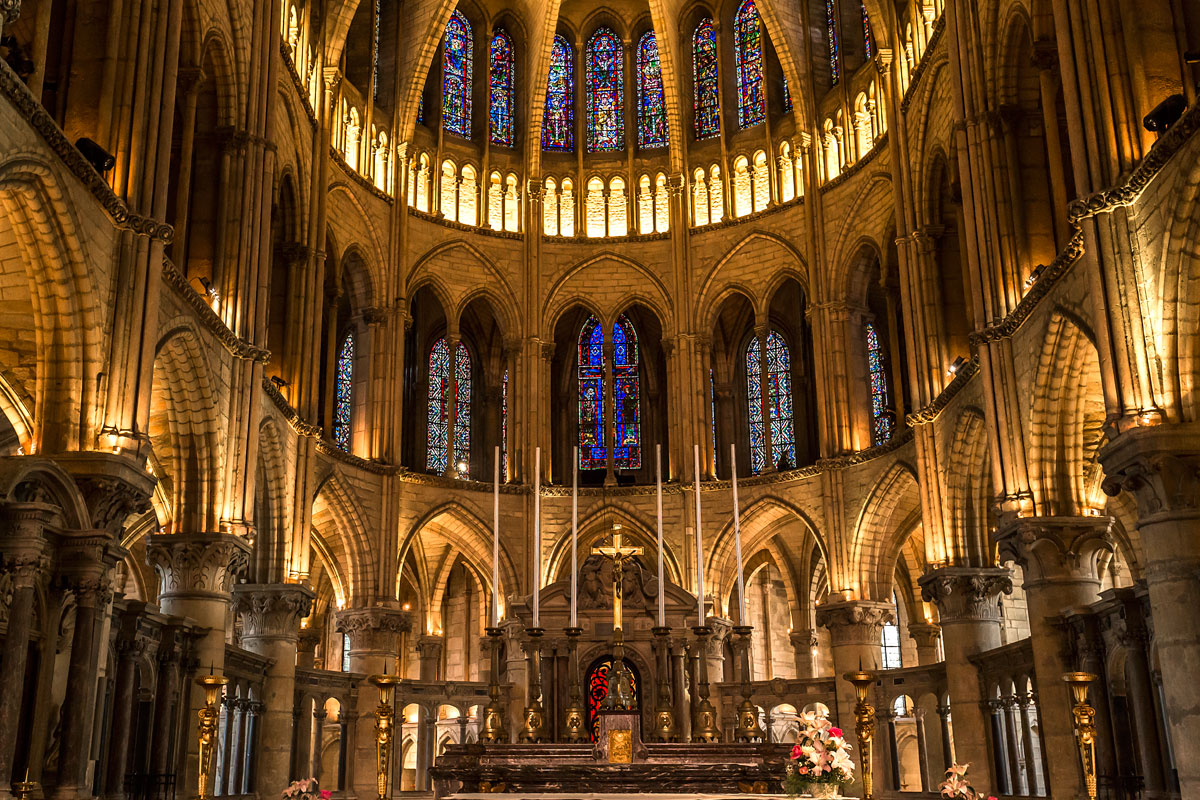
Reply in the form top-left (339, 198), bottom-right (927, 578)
top-left (783, 711), bottom-right (855, 798)
top-left (938, 763), bottom-right (996, 800)
top-left (282, 779), bottom-right (331, 800)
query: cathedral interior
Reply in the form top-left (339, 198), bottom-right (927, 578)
top-left (0, 0), bottom-right (1197, 797)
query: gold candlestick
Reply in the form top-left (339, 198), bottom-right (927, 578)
top-left (519, 627), bottom-right (547, 742)
top-left (1062, 672), bottom-right (1099, 800)
top-left (562, 626), bottom-right (588, 742)
top-left (843, 669), bottom-right (876, 800)
top-left (195, 671), bottom-right (229, 800)
top-left (12, 768), bottom-right (36, 800)
top-left (481, 626), bottom-right (508, 743)
top-left (651, 626), bottom-right (677, 742)
top-left (733, 625), bottom-right (764, 742)
top-left (369, 672), bottom-right (402, 800)
top-left (690, 626), bottom-right (721, 742)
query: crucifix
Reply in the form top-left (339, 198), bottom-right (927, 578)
top-left (593, 523), bottom-right (643, 710)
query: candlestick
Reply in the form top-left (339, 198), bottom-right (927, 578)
top-left (195, 671), bottom-right (229, 800)
top-left (369, 672), bottom-right (402, 800)
top-left (533, 446), bottom-right (541, 628)
top-left (571, 445), bottom-right (578, 628)
top-left (693, 444), bottom-right (704, 626)
top-left (481, 626), bottom-right (508, 743)
top-left (655, 443), bottom-right (665, 627)
top-left (731, 443), bottom-right (746, 624)
top-left (492, 445), bottom-right (500, 627)
top-left (844, 668), bottom-right (877, 800)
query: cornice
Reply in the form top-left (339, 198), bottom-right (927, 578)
top-left (279, 42), bottom-right (318, 127)
top-left (161, 259), bottom-right (271, 362)
top-left (329, 146), bottom-right (394, 204)
top-left (906, 355), bottom-right (980, 425)
top-left (819, 132), bottom-right (889, 193)
top-left (408, 207), bottom-right (524, 240)
top-left (899, 15), bottom-right (947, 115)
top-left (260, 378), bottom-right (321, 438)
top-left (314, 439), bottom-right (401, 475)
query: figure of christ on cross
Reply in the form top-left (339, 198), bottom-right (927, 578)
top-left (592, 523), bottom-right (643, 710)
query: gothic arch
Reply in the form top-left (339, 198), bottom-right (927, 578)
top-left (312, 468), bottom-right (375, 602)
top-left (851, 460), bottom-right (922, 600)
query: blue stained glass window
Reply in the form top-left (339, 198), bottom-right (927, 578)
top-left (782, 76), bottom-right (793, 112)
top-left (861, 2), bottom-right (873, 59)
top-left (453, 341), bottom-right (471, 469)
top-left (489, 29), bottom-right (515, 146)
top-left (747, 331), bottom-right (795, 473)
top-left (827, 0), bottom-right (840, 85)
top-left (612, 315), bottom-right (641, 470)
top-left (710, 368), bottom-right (718, 468)
top-left (637, 31), bottom-right (668, 149)
top-left (734, 0), bottom-right (765, 129)
top-left (501, 368), bottom-right (509, 482)
top-left (578, 317), bottom-right (606, 469)
top-left (333, 331), bottom-right (354, 450)
top-left (867, 322), bottom-right (892, 445)
top-left (442, 10), bottom-right (472, 138)
top-left (693, 18), bottom-right (720, 140)
top-left (427, 338), bottom-right (451, 472)
top-left (418, 95), bottom-right (426, 124)
top-left (586, 27), bottom-right (624, 152)
top-left (372, 0), bottom-right (380, 100)
top-left (543, 35), bottom-right (574, 151)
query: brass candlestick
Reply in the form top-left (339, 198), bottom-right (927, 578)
top-left (519, 627), bottom-right (547, 742)
top-left (12, 769), bottom-right (36, 800)
top-left (651, 626), bottom-right (677, 742)
top-left (368, 672), bottom-right (401, 800)
top-left (195, 671), bottom-right (228, 800)
top-left (844, 669), bottom-right (877, 800)
top-left (562, 626), bottom-right (588, 742)
top-left (690, 626), bottom-right (721, 742)
top-left (481, 626), bottom-right (508, 743)
top-left (733, 625), bottom-right (764, 742)
top-left (1063, 672), bottom-right (1099, 800)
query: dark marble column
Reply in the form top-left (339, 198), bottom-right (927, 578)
top-left (103, 604), bottom-right (148, 800)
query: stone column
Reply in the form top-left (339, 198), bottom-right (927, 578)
top-left (918, 567), bottom-right (1012, 790)
top-left (336, 607), bottom-right (412, 800)
top-left (103, 604), bottom-right (148, 800)
top-left (148, 624), bottom-right (189, 777)
top-left (815, 599), bottom-right (893, 798)
top-left (1111, 590), bottom-right (1166, 794)
top-left (1101, 427), bottom-right (1200, 796)
top-left (996, 516), bottom-right (1112, 800)
top-left (1016, 694), bottom-right (1043, 796)
top-left (146, 533), bottom-right (251, 798)
top-left (311, 707), bottom-right (328, 783)
top-left (0, 502), bottom-right (50, 799)
top-left (789, 629), bottom-right (818, 678)
top-left (906, 622), bottom-right (941, 665)
top-left (416, 635), bottom-right (444, 682)
top-left (936, 703), bottom-right (954, 769)
top-left (233, 584), bottom-right (315, 795)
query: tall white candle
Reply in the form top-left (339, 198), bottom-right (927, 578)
top-left (731, 443), bottom-right (746, 625)
top-left (693, 443), bottom-right (705, 627)
top-left (571, 446), bottom-right (579, 628)
top-left (655, 443), bottom-right (665, 627)
top-left (533, 446), bottom-right (541, 628)
top-left (492, 445), bottom-right (500, 627)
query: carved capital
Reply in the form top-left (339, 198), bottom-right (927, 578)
top-left (0, 0), bottom-right (20, 26)
top-left (906, 621), bottom-right (941, 650)
top-left (361, 306), bottom-right (389, 325)
top-left (416, 633), bottom-right (445, 659)
top-left (1030, 39), bottom-right (1058, 72)
top-left (336, 606), bottom-right (413, 653)
top-left (146, 533), bottom-right (250, 598)
top-left (233, 583), bottom-right (315, 641)
top-left (76, 476), bottom-right (153, 535)
top-left (995, 516), bottom-right (1114, 585)
top-left (789, 629), bottom-right (818, 650)
top-left (815, 599), bottom-right (894, 647)
top-left (918, 566), bottom-right (1012, 624)
top-left (1100, 424), bottom-right (1200, 523)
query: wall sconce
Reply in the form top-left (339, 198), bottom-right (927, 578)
top-left (455, 459), bottom-right (469, 479)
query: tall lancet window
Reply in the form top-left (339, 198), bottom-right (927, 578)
top-left (746, 331), bottom-right (796, 473)
top-left (637, 31), bottom-right (668, 149)
top-left (861, 2), bottom-right (873, 59)
top-left (826, 0), bottom-right (841, 85)
top-left (333, 331), bottom-right (354, 450)
top-left (693, 18), bottom-right (720, 139)
top-left (579, 317), bottom-right (606, 470)
top-left (578, 316), bottom-right (642, 470)
top-left (501, 368), bottom-right (509, 481)
top-left (612, 315), bottom-right (641, 469)
top-left (489, 29), bottom-right (515, 146)
top-left (427, 338), bottom-right (472, 472)
top-left (734, 0), bottom-right (765, 128)
top-left (866, 321), bottom-right (893, 445)
top-left (586, 27), bottom-right (624, 151)
top-left (543, 35), bottom-right (574, 151)
top-left (442, 10), bottom-right (473, 138)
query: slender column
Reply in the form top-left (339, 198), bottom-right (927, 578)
top-left (937, 703), bottom-right (954, 769)
top-left (919, 567), bottom-right (1012, 789)
top-left (906, 622), bottom-right (941, 665)
top-left (148, 625), bottom-right (187, 777)
top-left (1017, 694), bottom-right (1043, 796)
top-left (103, 606), bottom-right (147, 800)
top-left (219, 695), bottom-right (237, 796)
top-left (987, 700), bottom-right (1011, 795)
top-left (1002, 694), bottom-right (1027, 795)
top-left (311, 708), bottom-right (328, 783)
top-left (913, 709), bottom-right (931, 792)
top-left (789, 629), bottom-right (818, 678)
top-left (672, 642), bottom-right (691, 742)
top-left (996, 516), bottom-right (1113, 800)
top-left (233, 584), bottom-right (315, 794)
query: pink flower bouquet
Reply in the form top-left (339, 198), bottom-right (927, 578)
top-left (783, 711), bottom-right (855, 796)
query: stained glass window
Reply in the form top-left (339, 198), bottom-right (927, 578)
top-left (637, 31), bottom-right (668, 149)
top-left (489, 29), bottom-right (515, 146)
top-left (333, 331), bottom-right (354, 450)
top-left (427, 338), bottom-right (472, 473)
top-left (693, 18), bottom-right (720, 139)
top-left (612, 315), bottom-right (641, 470)
top-left (501, 368), bottom-right (509, 481)
top-left (543, 35), bottom-right (574, 151)
top-left (578, 317), bottom-right (606, 470)
top-left (453, 340), bottom-right (471, 470)
top-left (710, 368), bottom-right (718, 468)
top-left (782, 76), bottom-right (792, 112)
top-left (442, 10), bottom-right (472, 138)
top-left (734, 0), bottom-right (765, 129)
top-left (586, 27), bottom-right (624, 152)
top-left (341, 633), bottom-right (351, 671)
top-left (372, 0), bottom-right (380, 100)
top-left (861, 2), bottom-right (873, 59)
top-left (867, 321), bottom-right (892, 445)
top-left (586, 657), bottom-right (639, 741)
top-left (827, 0), bottom-right (840, 85)
top-left (746, 331), bottom-right (796, 473)
top-left (881, 590), bottom-right (902, 668)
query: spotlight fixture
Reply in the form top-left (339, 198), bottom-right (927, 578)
top-left (455, 459), bottom-right (469, 479)
top-left (75, 138), bottom-right (115, 175)
top-left (195, 276), bottom-right (219, 298)
top-left (1024, 264), bottom-right (1046, 289)
top-left (270, 375), bottom-right (288, 388)
top-left (947, 356), bottom-right (968, 377)
top-left (1143, 94), bottom-right (1187, 132)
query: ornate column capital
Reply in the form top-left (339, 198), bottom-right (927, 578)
top-left (1100, 424), bottom-right (1200, 523)
top-left (232, 583), bottom-right (315, 641)
top-left (146, 532), bottom-right (251, 600)
top-left (906, 621), bottom-right (941, 650)
top-left (918, 566), bottom-right (1012, 624)
top-left (995, 515), bottom-right (1115, 586)
top-left (417, 633), bottom-right (445, 660)
top-left (814, 599), bottom-right (894, 647)
top-left (336, 606), bottom-right (413, 654)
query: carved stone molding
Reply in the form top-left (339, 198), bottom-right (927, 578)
top-left (233, 583), bottom-right (315, 641)
top-left (336, 607), bottom-right (413, 653)
top-left (814, 599), bottom-right (895, 647)
top-left (146, 533), bottom-right (251, 598)
top-left (1, 0), bottom-right (21, 27)
top-left (995, 516), bottom-right (1115, 585)
top-left (906, 621), bottom-right (941, 650)
top-left (789, 629), bottom-right (818, 651)
top-left (416, 634), bottom-right (445, 660)
top-left (75, 476), bottom-right (153, 535)
top-left (918, 566), bottom-right (1012, 624)
top-left (1100, 424), bottom-right (1200, 523)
